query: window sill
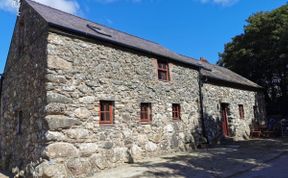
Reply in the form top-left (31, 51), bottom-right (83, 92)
top-left (99, 123), bottom-right (114, 126)
top-left (158, 79), bottom-right (170, 82)
top-left (140, 121), bottom-right (152, 125)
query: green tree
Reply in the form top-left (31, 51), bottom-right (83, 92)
top-left (218, 4), bottom-right (288, 115)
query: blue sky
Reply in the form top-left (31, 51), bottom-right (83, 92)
top-left (0, 0), bottom-right (287, 73)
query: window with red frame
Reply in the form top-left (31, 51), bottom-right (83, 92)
top-left (140, 103), bottom-right (152, 123)
top-left (158, 61), bottom-right (170, 81)
top-left (172, 104), bottom-right (181, 120)
top-left (239, 105), bottom-right (244, 119)
top-left (99, 101), bottom-right (114, 124)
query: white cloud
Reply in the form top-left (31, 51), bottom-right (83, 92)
top-left (34, 0), bottom-right (79, 14)
top-left (0, 0), bottom-right (19, 12)
top-left (0, 0), bottom-right (80, 14)
top-left (200, 0), bottom-right (239, 6)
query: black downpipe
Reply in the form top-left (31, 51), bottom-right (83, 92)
top-left (198, 71), bottom-right (209, 144)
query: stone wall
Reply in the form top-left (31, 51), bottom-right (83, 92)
top-left (38, 31), bottom-right (202, 177)
top-left (202, 83), bottom-right (266, 142)
top-left (0, 0), bottom-right (48, 171)
top-left (0, 2), bottom-right (267, 177)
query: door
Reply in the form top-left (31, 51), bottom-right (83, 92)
top-left (221, 103), bottom-right (230, 137)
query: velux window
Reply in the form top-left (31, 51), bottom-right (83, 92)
top-left (158, 60), bottom-right (170, 81)
top-left (239, 105), bottom-right (244, 120)
top-left (99, 101), bottom-right (114, 124)
top-left (172, 104), bottom-right (181, 120)
top-left (140, 103), bottom-right (152, 123)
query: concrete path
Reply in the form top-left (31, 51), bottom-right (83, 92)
top-left (91, 138), bottom-right (288, 178)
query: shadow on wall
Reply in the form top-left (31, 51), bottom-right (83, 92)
top-left (203, 113), bottom-right (224, 144)
top-left (0, 33), bottom-right (49, 177)
top-left (255, 92), bottom-right (267, 124)
top-left (202, 112), bottom-right (236, 145)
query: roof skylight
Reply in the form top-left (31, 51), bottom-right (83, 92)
top-left (87, 24), bottom-right (112, 37)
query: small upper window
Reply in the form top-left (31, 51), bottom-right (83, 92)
top-left (99, 101), bottom-right (114, 124)
top-left (140, 103), bottom-right (152, 123)
top-left (239, 105), bottom-right (244, 119)
top-left (16, 111), bottom-right (23, 135)
top-left (172, 104), bottom-right (181, 120)
top-left (157, 61), bottom-right (170, 81)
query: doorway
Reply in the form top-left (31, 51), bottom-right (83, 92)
top-left (221, 103), bottom-right (230, 137)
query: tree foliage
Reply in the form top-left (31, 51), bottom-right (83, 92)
top-left (218, 4), bottom-right (288, 115)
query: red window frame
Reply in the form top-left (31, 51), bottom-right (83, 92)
top-left (140, 103), bottom-right (152, 123)
top-left (157, 61), bottom-right (170, 81)
top-left (172, 104), bottom-right (181, 120)
top-left (239, 105), bottom-right (244, 119)
top-left (99, 101), bottom-right (114, 124)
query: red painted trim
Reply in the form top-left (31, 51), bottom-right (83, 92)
top-left (157, 60), bottom-right (170, 81)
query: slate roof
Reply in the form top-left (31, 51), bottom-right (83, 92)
top-left (199, 62), bottom-right (261, 88)
top-left (25, 0), bottom-right (262, 89)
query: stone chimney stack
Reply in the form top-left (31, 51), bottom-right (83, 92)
top-left (200, 57), bottom-right (209, 63)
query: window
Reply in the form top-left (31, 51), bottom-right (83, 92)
top-left (239, 105), bottom-right (244, 119)
top-left (140, 103), bottom-right (152, 123)
top-left (158, 61), bottom-right (170, 81)
top-left (16, 111), bottom-right (23, 135)
top-left (172, 104), bottom-right (181, 120)
top-left (99, 101), bottom-right (114, 124)
top-left (87, 24), bottom-right (112, 37)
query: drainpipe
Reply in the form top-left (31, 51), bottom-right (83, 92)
top-left (198, 70), bottom-right (209, 144)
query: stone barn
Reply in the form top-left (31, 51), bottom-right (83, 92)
top-left (0, 0), bottom-right (265, 177)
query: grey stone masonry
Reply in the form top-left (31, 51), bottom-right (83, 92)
top-left (0, 0), bottom-right (48, 172)
top-left (35, 31), bottom-right (202, 177)
top-left (202, 84), bottom-right (266, 143)
top-left (0, 1), bottom-right (266, 177)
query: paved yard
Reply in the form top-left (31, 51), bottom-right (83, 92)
top-left (91, 138), bottom-right (288, 178)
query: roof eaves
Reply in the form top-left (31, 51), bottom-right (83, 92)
top-left (202, 73), bottom-right (263, 90)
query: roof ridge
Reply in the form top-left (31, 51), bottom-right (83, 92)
top-left (26, 0), bottom-right (163, 47)
top-left (177, 53), bottom-right (198, 61)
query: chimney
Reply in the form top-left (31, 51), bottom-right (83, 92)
top-left (200, 57), bottom-right (209, 63)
